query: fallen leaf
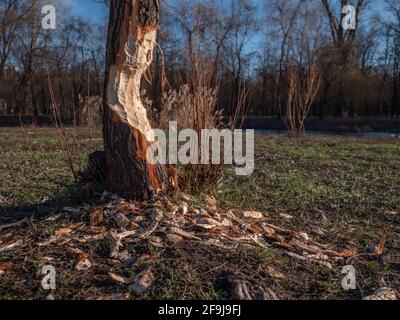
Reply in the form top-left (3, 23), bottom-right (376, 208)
top-left (180, 193), bottom-right (193, 202)
top-left (52, 223), bottom-right (84, 240)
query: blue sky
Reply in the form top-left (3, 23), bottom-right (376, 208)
top-left (62, 0), bottom-right (108, 22)
top-left (64, 0), bottom-right (390, 23)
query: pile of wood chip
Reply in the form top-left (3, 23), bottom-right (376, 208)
top-left (3, 191), bottom-right (397, 300)
top-left (86, 192), bottom-right (357, 272)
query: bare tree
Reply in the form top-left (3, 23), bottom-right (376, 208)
top-left (275, 1), bottom-right (323, 135)
top-left (321, 0), bottom-right (368, 64)
top-left (0, 0), bottom-right (37, 78)
top-left (283, 67), bottom-right (321, 136)
top-left (384, 0), bottom-right (400, 118)
top-left (269, 0), bottom-right (305, 115)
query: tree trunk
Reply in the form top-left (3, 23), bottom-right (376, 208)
top-left (103, 0), bottom-right (167, 201)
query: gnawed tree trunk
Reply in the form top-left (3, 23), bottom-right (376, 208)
top-left (103, 0), bottom-right (167, 201)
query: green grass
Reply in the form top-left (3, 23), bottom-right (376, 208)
top-left (0, 127), bottom-right (102, 209)
top-left (218, 135), bottom-right (400, 217)
top-left (0, 128), bottom-right (399, 300)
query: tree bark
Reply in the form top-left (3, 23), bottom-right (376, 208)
top-left (103, 0), bottom-right (167, 201)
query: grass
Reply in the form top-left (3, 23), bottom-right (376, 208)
top-left (218, 136), bottom-right (400, 215)
top-left (0, 127), bottom-right (399, 300)
top-left (0, 128), bottom-right (103, 210)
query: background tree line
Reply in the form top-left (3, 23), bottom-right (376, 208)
top-left (1, 0), bottom-right (400, 126)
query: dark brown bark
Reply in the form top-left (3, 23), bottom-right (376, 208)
top-left (103, 0), bottom-right (167, 201)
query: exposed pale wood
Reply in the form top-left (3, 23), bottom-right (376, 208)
top-left (103, 0), bottom-right (167, 201)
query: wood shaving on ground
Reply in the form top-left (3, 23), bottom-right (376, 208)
top-left (83, 192), bottom-right (357, 272)
top-left (0, 191), bottom-right (360, 297)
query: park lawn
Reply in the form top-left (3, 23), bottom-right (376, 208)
top-left (0, 127), bottom-right (399, 300)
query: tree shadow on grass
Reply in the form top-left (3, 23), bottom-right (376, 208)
top-left (0, 182), bottom-right (105, 227)
top-left (0, 152), bottom-right (107, 226)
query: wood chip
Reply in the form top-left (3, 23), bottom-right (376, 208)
top-left (279, 213), bottom-right (293, 219)
top-left (0, 218), bottom-right (28, 232)
top-left (363, 287), bottom-right (398, 300)
top-left (63, 207), bottom-right (81, 214)
top-left (286, 251), bottom-right (333, 269)
top-left (76, 257), bottom-right (92, 271)
top-left (243, 211), bottom-right (264, 219)
top-left (265, 266), bottom-right (285, 279)
top-left (105, 231), bottom-right (122, 258)
top-left (109, 272), bottom-right (132, 284)
top-left (89, 207), bottom-right (105, 227)
top-left (0, 239), bottom-right (23, 253)
top-left (169, 227), bottom-right (201, 240)
top-left (166, 234), bottom-right (183, 244)
top-left (204, 195), bottom-right (217, 208)
top-left (194, 218), bottom-right (221, 229)
top-left (97, 293), bottom-right (131, 300)
top-left (135, 254), bottom-right (157, 266)
top-left (114, 212), bottom-right (130, 228)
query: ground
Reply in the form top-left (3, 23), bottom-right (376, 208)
top-left (0, 127), bottom-right (399, 300)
